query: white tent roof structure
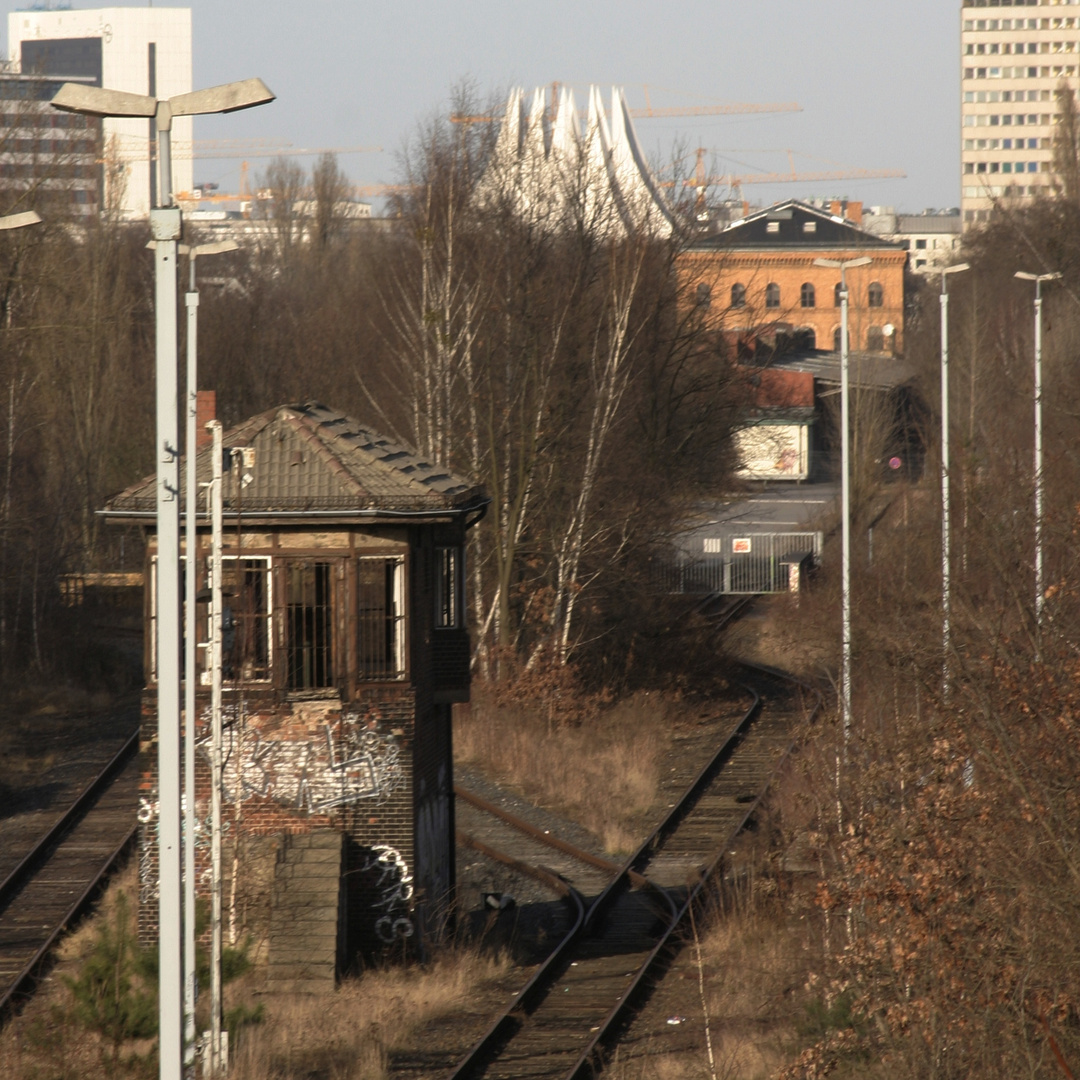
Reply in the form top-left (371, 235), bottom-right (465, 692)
top-left (475, 85), bottom-right (675, 238)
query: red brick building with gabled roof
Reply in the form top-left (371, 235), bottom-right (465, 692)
top-left (679, 199), bottom-right (908, 358)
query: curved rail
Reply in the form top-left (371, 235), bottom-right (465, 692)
top-left (0, 728), bottom-right (140, 1020)
top-left (566, 661), bottom-right (822, 1079)
top-left (446, 678), bottom-right (765, 1080)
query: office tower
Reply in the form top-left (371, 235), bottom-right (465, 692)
top-left (8, 7), bottom-right (192, 218)
top-left (961, 0), bottom-right (1080, 225)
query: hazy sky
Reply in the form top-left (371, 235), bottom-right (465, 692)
top-left (1, 0), bottom-right (959, 213)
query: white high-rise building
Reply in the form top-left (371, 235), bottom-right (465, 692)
top-left (8, 6), bottom-right (192, 218)
top-left (960, 0), bottom-right (1080, 226)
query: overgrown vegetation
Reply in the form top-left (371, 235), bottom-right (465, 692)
top-left (1, 864), bottom-right (512, 1079)
top-left (456, 671), bottom-right (672, 853)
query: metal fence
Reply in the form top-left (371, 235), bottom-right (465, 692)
top-left (656, 531), bottom-right (824, 595)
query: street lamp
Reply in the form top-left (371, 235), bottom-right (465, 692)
top-left (180, 239), bottom-right (237, 1074)
top-left (939, 262), bottom-right (970, 699)
top-left (0, 210), bottom-right (42, 231)
top-left (1014, 270), bottom-right (1061, 627)
top-left (52, 79), bottom-right (273, 1080)
top-left (814, 255), bottom-right (872, 743)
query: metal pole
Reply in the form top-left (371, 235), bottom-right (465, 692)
top-left (182, 260), bottom-right (199, 1074)
top-left (940, 286), bottom-right (951, 699)
top-left (1034, 286), bottom-right (1044, 626)
top-left (209, 421), bottom-right (224, 1076)
top-left (151, 201), bottom-right (183, 1080)
top-left (840, 271), bottom-right (852, 745)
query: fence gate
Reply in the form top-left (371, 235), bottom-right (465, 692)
top-left (656, 532), bottom-right (824, 595)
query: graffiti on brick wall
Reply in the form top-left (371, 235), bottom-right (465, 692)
top-left (201, 710), bottom-right (403, 815)
top-left (360, 844), bottom-right (414, 943)
top-left (137, 797), bottom-right (159, 906)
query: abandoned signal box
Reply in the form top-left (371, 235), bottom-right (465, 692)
top-left (104, 401), bottom-right (487, 984)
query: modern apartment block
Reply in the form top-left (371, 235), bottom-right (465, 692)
top-left (7, 6), bottom-right (192, 219)
top-left (961, 0), bottom-right (1080, 225)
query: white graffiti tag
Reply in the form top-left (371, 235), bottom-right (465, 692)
top-left (203, 716), bottom-right (403, 815)
top-left (361, 845), bottom-right (414, 942)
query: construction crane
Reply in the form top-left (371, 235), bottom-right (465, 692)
top-left (99, 138), bottom-right (382, 206)
top-left (451, 83), bottom-right (801, 124)
top-left (679, 147), bottom-right (906, 217)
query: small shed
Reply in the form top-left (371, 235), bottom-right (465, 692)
top-left (104, 401), bottom-right (487, 976)
top-left (733, 366), bottom-right (816, 482)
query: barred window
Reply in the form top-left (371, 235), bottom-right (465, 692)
top-left (435, 547), bottom-right (463, 629)
top-left (286, 562), bottom-right (334, 689)
top-left (357, 556), bottom-right (406, 680)
top-left (222, 557), bottom-right (271, 683)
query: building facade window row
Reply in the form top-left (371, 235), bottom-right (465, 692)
top-left (965, 160), bottom-right (1046, 172)
top-left (966, 17), bottom-right (1077, 32)
top-left (725, 281), bottom-right (886, 311)
top-left (966, 88), bottom-right (1050, 101)
top-left (965, 40), bottom-right (1080, 53)
top-left (964, 64), bottom-right (1067, 77)
top-left (963, 112), bottom-right (1051, 125)
top-left (963, 183), bottom-right (1048, 199)
top-left (964, 137), bottom-right (1046, 148)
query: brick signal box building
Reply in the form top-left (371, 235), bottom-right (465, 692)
top-left (105, 402), bottom-right (487, 982)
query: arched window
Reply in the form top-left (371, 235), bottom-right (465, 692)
top-left (695, 282), bottom-right (712, 308)
top-left (868, 281), bottom-right (884, 308)
top-left (801, 282), bottom-right (816, 308)
top-left (765, 282), bottom-right (781, 309)
top-left (867, 326), bottom-right (885, 351)
top-left (796, 327), bottom-right (816, 351)
top-left (730, 282), bottom-right (747, 309)
top-left (834, 282), bottom-right (844, 308)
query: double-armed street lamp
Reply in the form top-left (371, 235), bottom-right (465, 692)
top-left (814, 255), bottom-right (872, 744)
top-left (939, 263), bottom-right (970, 699)
top-left (52, 78), bottom-right (273, 1080)
top-left (1014, 270), bottom-right (1061, 628)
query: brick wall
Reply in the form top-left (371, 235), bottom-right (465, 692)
top-left (679, 248), bottom-right (907, 355)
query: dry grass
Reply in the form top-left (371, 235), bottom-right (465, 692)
top-left (2, 859), bottom-right (511, 1080)
top-left (455, 688), bottom-right (671, 853)
top-left (229, 949), bottom-right (510, 1080)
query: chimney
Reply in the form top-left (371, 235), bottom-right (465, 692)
top-left (196, 390), bottom-right (216, 450)
top-left (829, 200), bottom-right (842, 218)
top-left (847, 201), bottom-right (863, 226)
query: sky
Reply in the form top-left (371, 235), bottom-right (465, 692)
top-left (0, 0), bottom-right (960, 214)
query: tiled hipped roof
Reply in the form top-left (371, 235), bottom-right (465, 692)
top-left (106, 402), bottom-right (484, 516)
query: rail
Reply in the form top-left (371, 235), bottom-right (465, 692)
top-left (447, 595), bottom-right (821, 1080)
top-left (0, 728), bottom-right (140, 1020)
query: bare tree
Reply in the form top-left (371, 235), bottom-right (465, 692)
top-left (311, 151), bottom-right (350, 251)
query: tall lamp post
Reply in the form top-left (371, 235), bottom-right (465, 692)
top-left (814, 255), bottom-right (872, 743)
top-left (181, 239), bottom-right (237, 1071)
top-left (939, 262), bottom-right (970, 699)
top-left (1014, 270), bottom-right (1061, 627)
top-left (51, 79), bottom-right (273, 1080)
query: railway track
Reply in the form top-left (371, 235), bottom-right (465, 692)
top-left (448, 649), bottom-right (819, 1080)
top-left (0, 728), bottom-right (140, 1019)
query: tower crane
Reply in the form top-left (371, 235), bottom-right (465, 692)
top-left (679, 147), bottom-right (906, 218)
top-left (451, 83), bottom-right (801, 124)
top-left (99, 136), bottom-right (382, 204)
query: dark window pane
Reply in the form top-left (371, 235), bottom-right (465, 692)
top-left (286, 562), bottom-right (334, 689)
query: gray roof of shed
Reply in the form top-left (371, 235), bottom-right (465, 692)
top-left (106, 402), bottom-right (486, 517)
